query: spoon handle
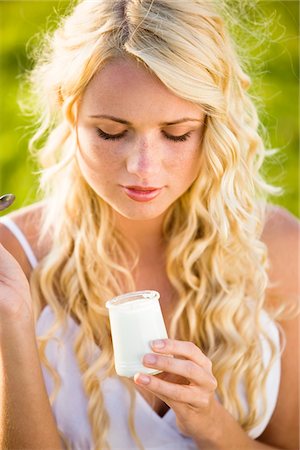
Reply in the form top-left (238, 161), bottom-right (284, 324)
top-left (0, 194), bottom-right (15, 211)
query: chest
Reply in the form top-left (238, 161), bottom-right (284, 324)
top-left (38, 304), bottom-right (280, 443)
top-left (135, 383), bottom-right (171, 417)
top-left (132, 276), bottom-right (180, 417)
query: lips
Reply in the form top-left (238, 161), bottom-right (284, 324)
top-left (122, 185), bottom-right (163, 202)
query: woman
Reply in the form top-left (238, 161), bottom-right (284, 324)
top-left (0, 1), bottom-right (298, 449)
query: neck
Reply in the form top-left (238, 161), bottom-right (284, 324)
top-left (113, 212), bottom-right (176, 313)
top-left (114, 212), bottom-right (166, 261)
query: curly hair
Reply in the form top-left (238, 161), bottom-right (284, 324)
top-left (24, 1), bottom-right (281, 448)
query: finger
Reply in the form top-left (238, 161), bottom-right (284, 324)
top-left (151, 338), bottom-right (211, 369)
top-left (134, 372), bottom-right (207, 406)
top-left (143, 353), bottom-right (212, 386)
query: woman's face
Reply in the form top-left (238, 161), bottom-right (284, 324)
top-left (76, 57), bottom-right (205, 222)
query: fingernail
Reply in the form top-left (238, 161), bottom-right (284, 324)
top-left (135, 373), bottom-right (150, 385)
top-left (144, 354), bottom-right (157, 364)
top-left (151, 339), bottom-right (165, 349)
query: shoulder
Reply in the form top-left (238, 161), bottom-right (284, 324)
top-left (257, 204), bottom-right (299, 448)
top-left (0, 201), bottom-right (47, 279)
top-left (262, 203), bottom-right (299, 239)
top-left (262, 204), bottom-right (299, 306)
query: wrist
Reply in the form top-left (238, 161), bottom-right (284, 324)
top-left (0, 304), bottom-right (35, 342)
top-left (192, 400), bottom-right (258, 450)
top-left (191, 399), bottom-right (225, 449)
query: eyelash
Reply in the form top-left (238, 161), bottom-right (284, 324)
top-left (96, 128), bottom-right (191, 142)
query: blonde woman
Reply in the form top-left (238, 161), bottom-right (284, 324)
top-left (0, 1), bottom-right (298, 449)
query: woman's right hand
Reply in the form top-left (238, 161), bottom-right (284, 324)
top-left (0, 242), bottom-right (33, 325)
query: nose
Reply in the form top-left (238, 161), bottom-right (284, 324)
top-left (126, 138), bottom-right (161, 178)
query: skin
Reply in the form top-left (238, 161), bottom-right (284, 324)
top-left (76, 57), bottom-right (205, 229)
top-left (0, 57), bottom-right (298, 449)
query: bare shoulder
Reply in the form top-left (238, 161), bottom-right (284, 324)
top-left (257, 204), bottom-right (299, 448)
top-left (0, 201), bottom-right (47, 278)
top-left (262, 203), bottom-right (299, 237)
top-left (262, 204), bottom-right (299, 303)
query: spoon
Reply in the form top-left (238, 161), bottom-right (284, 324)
top-left (0, 194), bottom-right (15, 211)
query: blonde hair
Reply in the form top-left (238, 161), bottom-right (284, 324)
top-left (24, 1), bottom-right (281, 448)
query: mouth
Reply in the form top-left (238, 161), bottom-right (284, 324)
top-left (121, 185), bottom-right (163, 202)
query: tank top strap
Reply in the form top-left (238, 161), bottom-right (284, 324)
top-left (0, 216), bottom-right (38, 268)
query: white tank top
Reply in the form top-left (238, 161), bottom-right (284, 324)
top-left (1, 217), bottom-right (281, 449)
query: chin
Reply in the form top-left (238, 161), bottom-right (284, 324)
top-left (113, 204), bottom-right (168, 222)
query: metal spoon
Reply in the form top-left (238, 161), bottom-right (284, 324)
top-left (0, 194), bottom-right (15, 211)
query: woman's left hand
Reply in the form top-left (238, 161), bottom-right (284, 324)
top-left (134, 338), bottom-right (218, 439)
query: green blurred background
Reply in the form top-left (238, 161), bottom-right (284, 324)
top-left (0, 1), bottom-right (299, 216)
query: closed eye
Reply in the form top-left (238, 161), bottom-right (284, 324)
top-left (162, 131), bottom-right (191, 142)
top-left (96, 128), bottom-right (125, 140)
top-left (95, 128), bottom-right (192, 142)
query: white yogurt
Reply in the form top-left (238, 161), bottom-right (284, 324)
top-left (106, 290), bottom-right (168, 377)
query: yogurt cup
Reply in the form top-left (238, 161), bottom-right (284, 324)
top-left (106, 290), bottom-right (168, 377)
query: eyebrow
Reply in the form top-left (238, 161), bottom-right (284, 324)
top-left (88, 114), bottom-right (203, 126)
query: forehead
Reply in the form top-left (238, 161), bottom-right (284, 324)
top-left (79, 57), bottom-right (203, 120)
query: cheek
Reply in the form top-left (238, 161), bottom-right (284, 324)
top-left (77, 128), bottom-right (122, 169)
top-left (75, 145), bottom-right (116, 198)
top-left (168, 145), bottom-right (202, 193)
top-left (169, 142), bottom-right (201, 177)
